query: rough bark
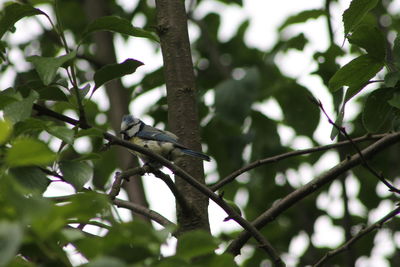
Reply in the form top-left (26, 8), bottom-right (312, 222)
top-left (84, 0), bottom-right (149, 221)
top-left (155, 0), bottom-right (210, 233)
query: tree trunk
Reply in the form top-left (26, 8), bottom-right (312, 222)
top-left (155, 0), bottom-right (210, 233)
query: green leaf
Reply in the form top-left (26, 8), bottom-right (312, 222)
top-left (189, 253), bottom-right (238, 267)
top-left (13, 117), bottom-right (47, 136)
top-left (59, 161), bottom-right (93, 190)
top-left (0, 3), bottom-right (45, 39)
top-left (342, 0), bottom-right (379, 37)
top-left (275, 81), bottom-right (320, 137)
top-left (61, 228), bottom-right (86, 243)
top-left (388, 93), bottom-right (400, 110)
top-left (139, 67), bottom-right (164, 93)
top-left (37, 86), bottom-right (68, 101)
top-left (278, 9), bottom-right (325, 32)
top-left (46, 126), bottom-right (75, 144)
top-left (393, 34), bottom-right (400, 70)
top-left (0, 40), bottom-right (7, 63)
top-left (3, 90), bottom-right (38, 124)
top-left (348, 24), bottom-right (385, 60)
top-left (362, 88), bottom-right (396, 133)
top-left (0, 119), bottom-right (12, 144)
top-left (176, 230), bottom-right (219, 260)
top-left (284, 33), bottom-right (308, 52)
top-left (6, 138), bottom-right (56, 167)
top-left (215, 68), bottom-right (260, 124)
top-left (76, 128), bottom-right (104, 138)
top-left (0, 89), bottom-right (20, 109)
top-left (330, 107), bottom-right (344, 140)
top-left (78, 83), bottom-right (91, 98)
top-left (0, 221), bottom-right (23, 267)
top-left (83, 16), bottom-right (159, 42)
top-left (208, 254), bottom-right (237, 266)
top-left (155, 257), bottom-right (190, 267)
top-left (248, 111), bottom-right (283, 177)
top-left (329, 55), bottom-right (383, 95)
top-left (58, 192), bottom-right (109, 221)
top-left (27, 51), bottom-right (76, 85)
top-left (10, 167), bottom-right (50, 193)
top-left (215, 0), bottom-right (242, 6)
top-left (85, 257), bottom-right (127, 267)
top-left (384, 71), bottom-right (400, 88)
top-left (94, 58), bottom-right (143, 89)
top-left (75, 153), bottom-right (102, 161)
top-left (76, 221), bottom-right (164, 261)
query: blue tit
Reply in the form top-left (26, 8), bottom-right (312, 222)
top-left (120, 114), bottom-right (210, 168)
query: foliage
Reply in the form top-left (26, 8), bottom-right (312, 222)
top-left (0, 0), bottom-right (400, 266)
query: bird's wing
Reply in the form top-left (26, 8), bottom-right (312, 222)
top-left (136, 125), bottom-right (184, 147)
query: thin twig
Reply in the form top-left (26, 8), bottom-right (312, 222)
top-left (115, 166), bottom-right (192, 215)
top-left (53, 0), bottom-right (89, 128)
top-left (313, 205), bottom-right (400, 266)
top-left (113, 198), bottom-right (175, 228)
top-left (315, 98), bottom-right (400, 194)
top-left (33, 104), bottom-right (85, 128)
top-left (325, 0), bottom-right (334, 45)
top-left (67, 219), bottom-right (112, 230)
top-left (150, 168), bottom-right (192, 215)
top-left (45, 193), bottom-right (174, 229)
top-left (210, 134), bottom-right (386, 192)
top-left (39, 167), bottom-right (64, 180)
top-left (119, 166), bottom-right (147, 179)
top-left (109, 171), bottom-right (123, 200)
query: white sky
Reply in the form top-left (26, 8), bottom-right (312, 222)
top-left (1, 0), bottom-right (400, 266)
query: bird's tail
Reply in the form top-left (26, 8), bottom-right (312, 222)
top-left (180, 148), bottom-right (211, 161)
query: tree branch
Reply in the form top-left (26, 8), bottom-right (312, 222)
top-left (151, 168), bottom-right (193, 215)
top-left (313, 205), bottom-right (400, 266)
top-left (113, 198), bottom-right (175, 228)
top-left (226, 131), bottom-right (400, 255)
top-left (210, 134), bottom-right (386, 192)
top-left (112, 166), bottom-right (192, 215)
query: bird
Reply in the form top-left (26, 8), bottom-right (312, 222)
top-left (120, 114), bottom-right (210, 168)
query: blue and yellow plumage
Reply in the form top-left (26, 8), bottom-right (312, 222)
top-left (120, 115), bottom-right (210, 167)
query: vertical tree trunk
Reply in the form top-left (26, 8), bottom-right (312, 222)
top-left (84, 0), bottom-right (150, 221)
top-left (155, 0), bottom-right (210, 233)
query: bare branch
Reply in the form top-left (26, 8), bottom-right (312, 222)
top-left (67, 219), bottom-right (112, 230)
top-left (150, 168), bottom-right (192, 215)
top-left (113, 198), bottom-right (175, 228)
top-left (313, 206), bottom-right (400, 266)
top-left (227, 131), bottom-right (400, 255)
top-left (119, 166), bottom-right (193, 215)
top-left (210, 134), bottom-right (386, 192)
top-left (109, 171), bottom-right (123, 200)
top-left (46, 192), bottom-right (175, 229)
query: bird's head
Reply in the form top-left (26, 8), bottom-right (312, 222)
top-left (120, 114), bottom-right (142, 140)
